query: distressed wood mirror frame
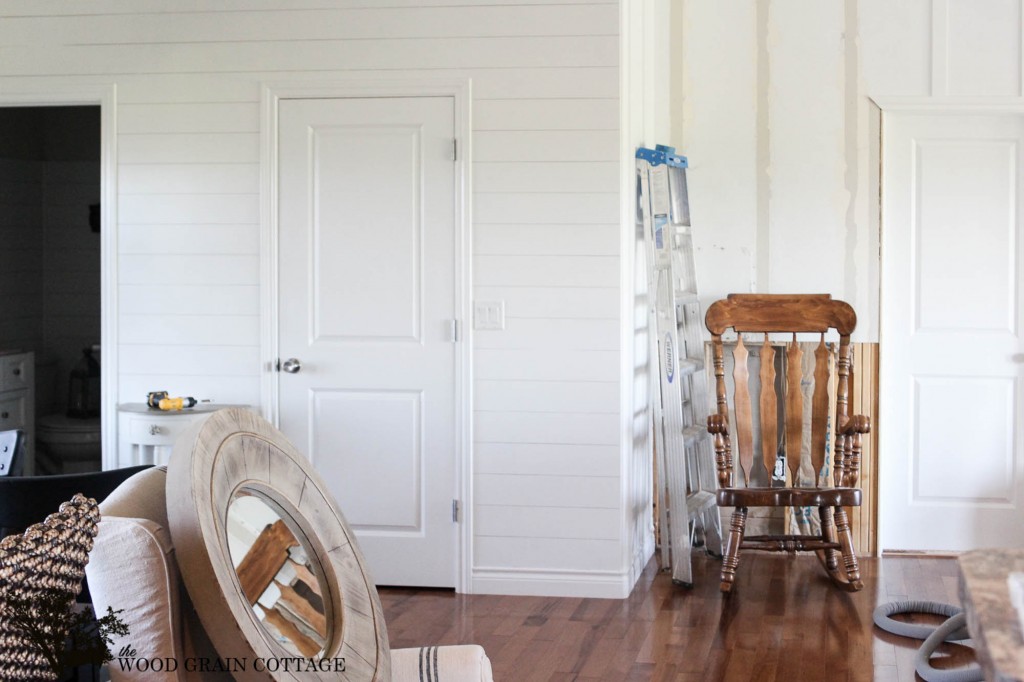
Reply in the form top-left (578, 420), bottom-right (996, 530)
top-left (167, 408), bottom-right (391, 681)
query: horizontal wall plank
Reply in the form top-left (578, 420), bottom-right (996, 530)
top-left (474, 536), bottom-right (620, 572)
top-left (475, 411), bottom-right (619, 445)
top-left (0, 37), bottom-right (618, 75)
top-left (42, 248), bottom-right (96, 274)
top-left (44, 162), bottom-right (99, 182)
top-left (0, 248), bottom-right (41, 272)
top-left (43, 270), bottom-right (100, 295)
top-left (475, 442), bottom-right (619, 477)
top-left (119, 343), bottom-right (259, 376)
top-left (474, 161), bottom-right (618, 193)
top-left (119, 163), bottom-right (259, 194)
top-left (475, 505), bottom-right (620, 540)
top-left (475, 130), bottom-right (618, 162)
top-left (475, 473), bottom-right (619, 509)
top-left (119, 224), bottom-right (259, 255)
top-left (473, 317), bottom-right (619, 351)
top-left (475, 192), bottom-right (618, 224)
top-left (119, 254), bottom-right (259, 285)
top-left (118, 194), bottom-right (259, 224)
top-left (474, 98), bottom-right (617, 131)
top-left (474, 348), bottom-right (619, 382)
top-left (475, 224), bottom-right (619, 257)
top-left (97, 66), bottom-right (618, 104)
top-left (0, 158), bottom-right (42, 181)
top-left (119, 285), bottom-right (259, 315)
top-left (474, 255), bottom-right (618, 287)
top-left (0, 205), bottom-right (42, 228)
top-left (118, 133), bottom-right (259, 164)
top-left (472, 286), bottom-right (618, 319)
top-left (0, 0), bottom-right (612, 14)
top-left (0, 6), bottom-right (616, 44)
top-left (119, 314), bottom-right (258, 346)
top-left (118, 103), bottom-right (259, 134)
top-left (118, 374), bottom-right (260, 407)
top-left (474, 380), bottom-right (619, 413)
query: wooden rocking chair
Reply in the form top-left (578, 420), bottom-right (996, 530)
top-left (705, 294), bottom-right (870, 593)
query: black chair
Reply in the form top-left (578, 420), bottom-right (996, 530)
top-left (0, 464), bottom-right (153, 539)
top-left (0, 430), bottom-right (23, 477)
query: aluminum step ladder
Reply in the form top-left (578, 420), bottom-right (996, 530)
top-left (636, 145), bottom-right (723, 587)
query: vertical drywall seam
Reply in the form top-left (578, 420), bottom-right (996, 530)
top-left (755, 0), bottom-right (772, 292)
top-left (930, 0), bottom-right (950, 97)
top-left (843, 0), bottom-right (861, 308)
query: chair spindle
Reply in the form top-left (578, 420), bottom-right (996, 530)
top-left (811, 336), bottom-right (830, 487)
top-left (759, 336), bottom-right (777, 483)
top-left (732, 336), bottom-right (754, 486)
top-left (785, 337), bottom-right (803, 486)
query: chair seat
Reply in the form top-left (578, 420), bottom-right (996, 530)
top-left (717, 486), bottom-right (862, 508)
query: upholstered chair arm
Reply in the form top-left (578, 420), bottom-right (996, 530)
top-left (85, 517), bottom-right (185, 681)
top-left (391, 645), bottom-right (494, 682)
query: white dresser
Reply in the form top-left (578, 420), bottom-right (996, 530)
top-left (117, 403), bottom-right (251, 468)
top-left (0, 350), bottom-right (34, 475)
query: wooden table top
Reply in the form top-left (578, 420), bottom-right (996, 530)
top-left (959, 549), bottom-right (1024, 682)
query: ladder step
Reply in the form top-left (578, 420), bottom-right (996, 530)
top-left (675, 291), bottom-right (699, 305)
top-left (677, 358), bottom-right (703, 375)
top-left (686, 490), bottom-right (717, 516)
top-left (682, 425), bottom-right (705, 444)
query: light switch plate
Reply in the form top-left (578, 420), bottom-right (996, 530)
top-left (473, 300), bottom-right (505, 330)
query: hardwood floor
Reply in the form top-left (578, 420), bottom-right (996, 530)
top-left (379, 553), bottom-right (975, 681)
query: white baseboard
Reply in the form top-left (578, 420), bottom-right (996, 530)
top-left (471, 567), bottom-right (633, 599)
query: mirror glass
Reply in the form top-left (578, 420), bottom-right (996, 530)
top-left (226, 490), bottom-right (329, 658)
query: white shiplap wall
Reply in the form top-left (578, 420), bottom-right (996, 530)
top-left (0, 0), bottom-right (633, 597)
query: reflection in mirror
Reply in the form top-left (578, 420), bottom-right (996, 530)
top-left (227, 490), bottom-right (328, 658)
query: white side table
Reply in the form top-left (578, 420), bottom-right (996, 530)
top-left (117, 403), bottom-right (251, 468)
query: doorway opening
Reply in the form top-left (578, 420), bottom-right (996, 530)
top-left (0, 105), bottom-right (102, 474)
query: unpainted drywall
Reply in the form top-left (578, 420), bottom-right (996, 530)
top-left (676, 0), bottom-right (1019, 342)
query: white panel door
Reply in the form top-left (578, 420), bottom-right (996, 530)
top-left (277, 96), bottom-right (457, 587)
top-left (881, 113), bottom-right (1024, 551)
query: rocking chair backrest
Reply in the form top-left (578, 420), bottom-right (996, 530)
top-left (705, 294), bottom-right (857, 490)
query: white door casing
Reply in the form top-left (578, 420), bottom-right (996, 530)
top-left (276, 95), bottom-right (458, 587)
top-left (880, 112), bottom-right (1024, 551)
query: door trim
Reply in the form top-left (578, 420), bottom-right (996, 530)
top-left (259, 79), bottom-right (473, 592)
top-left (0, 83), bottom-right (118, 472)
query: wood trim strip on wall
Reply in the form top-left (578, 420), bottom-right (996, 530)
top-left (851, 342), bottom-right (879, 556)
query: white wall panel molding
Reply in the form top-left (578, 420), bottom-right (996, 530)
top-left (471, 566), bottom-right (630, 599)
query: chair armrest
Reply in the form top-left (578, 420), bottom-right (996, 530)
top-left (391, 645), bottom-right (494, 682)
top-left (707, 414), bottom-right (728, 435)
top-left (839, 415), bottom-right (871, 436)
top-left (85, 517), bottom-right (184, 681)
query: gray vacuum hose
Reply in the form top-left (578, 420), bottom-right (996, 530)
top-left (872, 601), bottom-right (981, 682)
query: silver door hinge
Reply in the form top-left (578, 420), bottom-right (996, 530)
top-left (452, 499), bottom-right (460, 523)
top-left (453, 138), bottom-right (458, 161)
top-left (450, 319), bottom-right (460, 342)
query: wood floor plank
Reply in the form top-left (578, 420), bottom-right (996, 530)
top-left (380, 554), bottom-right (974, 681)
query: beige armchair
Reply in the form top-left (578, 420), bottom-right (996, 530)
top-left (85, 411), bottom-right (492, 681)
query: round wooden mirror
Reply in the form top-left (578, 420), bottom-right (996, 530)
top-left (226, 489), bottom-right (330, 657)
top-left (167, 408), bottom-right (391, 680)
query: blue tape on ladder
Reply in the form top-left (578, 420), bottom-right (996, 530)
top-left (635, 144), bottom-right (688, 168)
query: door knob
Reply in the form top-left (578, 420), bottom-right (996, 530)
top-left (282, 358), bottom-right (302, 374)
